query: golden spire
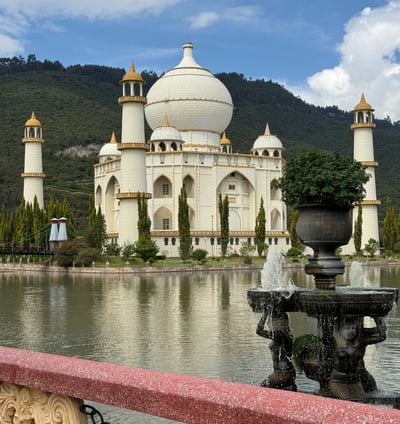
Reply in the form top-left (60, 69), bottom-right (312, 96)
top-left (354, 93), bottom-right (373, 111)
top-left (25, 111), bottom-right (41, 127)
top-left (110, 131), bottom-right (117, 144)
top-left (220, 131), bottom-right (231, 145)
top-left (121, 61), bottom-right (144, 83)
top-left (163, 114), bottom-right (170, 127)
top-left (264, 123), bottom-right (271, 136)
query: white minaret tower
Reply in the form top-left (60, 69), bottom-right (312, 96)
top-left (22, 112), bottom-right (45, 208)
top-left (351, 93), bottom-right (380, 253)
top-left (117, 62), bottom-right (150, 245)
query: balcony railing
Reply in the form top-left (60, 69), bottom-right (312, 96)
top-left (0, 345), bottom-right (399, 423)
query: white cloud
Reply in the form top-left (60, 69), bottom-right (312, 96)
top-left (0, 0), bottom-right (183, 57)
top-left (0, 0), bottom-right (183, 19)
top-left (0, 34), bottom-right (24, 57)
top-left (187, 11), bottom-right (219, 29)
top-left (292, 1), bottom-right (400, 121)
top-left (187, 5), bottom-right (261, 29)
top-left (223, 6), bottom-right (261, 23)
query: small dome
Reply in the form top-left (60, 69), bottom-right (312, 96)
top-left (121, 62), bottom-right (144, 83)
top-left (150, 115), bottom-right (182, 142)
top-left (25, 112), bottom-right (41, 127)
top-left (220, 132), bottom-right (231, 145)
top-left (252, 123), bottom-right (283, 150)
top-left (354, 93), bottom-right (373, 111)
top-left (99, 132), bottom-right (121, 158)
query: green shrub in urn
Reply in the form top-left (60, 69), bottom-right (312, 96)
top-left (278, 150), bottom-right (369, 209)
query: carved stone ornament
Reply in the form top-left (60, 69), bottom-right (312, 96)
top-left (0, 382), bottom-right (87, 423)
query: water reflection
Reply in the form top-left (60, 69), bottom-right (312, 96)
top-left (0, 266), bottom-right (399, 422)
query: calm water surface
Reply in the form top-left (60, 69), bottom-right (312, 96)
top-left (1, 265), bottom-right (400, 423)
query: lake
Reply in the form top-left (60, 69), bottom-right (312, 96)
top-left (1, 264), bottom-right (399, 422)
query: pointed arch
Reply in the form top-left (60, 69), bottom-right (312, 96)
top-left (229, 210), bottom-right (241, 231)
top-left (270, 208), bottom-right (281, 231)
top-left (216, 171), bottom-right (256, 231)
top-left (183, 174), bottom-right (195, 198)
top-left (154, 206), bottom-right (173, 230)
top-left (105, 176), bottom-right (120, 233)
top-left (270, 179), bottom-right (280, 201)
top-left (95, 185), bottom-right (102, 208)
top-left (153, 175), bottom-right (172, 198)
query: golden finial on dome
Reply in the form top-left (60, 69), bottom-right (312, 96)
top-left (110, 131), bottom-right (117, 144)
top-left (264, 123), bottom-right (271, 136)
top-left (121, 61), bottom-right (145, 83)
top-left (220, 131), bottom-right (231, 145)
top-left (25, 111), bottom-right (41, 127)
top-left (354, 93), bottom-right (373, 111)
top-left (163, 114), bottom-right (170, 127)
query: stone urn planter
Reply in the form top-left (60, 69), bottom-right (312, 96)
top-left (296, 205), bottom-right (353, 289)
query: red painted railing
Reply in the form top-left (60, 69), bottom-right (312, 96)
top-left (0, 345), bottom-right (399, 423)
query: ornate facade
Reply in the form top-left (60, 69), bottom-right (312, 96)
top-left (94, 43), bottom-right (289, 256)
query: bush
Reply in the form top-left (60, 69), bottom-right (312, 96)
top-left (285, 246), bottom-right (303, 257)
top-left (133, 238), bottom-right (159, 263)
top-left (75, 247), bottom-right (100, 267)
top-left (192, 248), bottom-right (208, 264)
top-left (242, 255), bottom-right (252, 264)
top-left (122, 244), bottom-right (135, 260)
top-left (54, 238), bottom-right (88, 267)
top-left (104, 242), bottom-right (121, 256)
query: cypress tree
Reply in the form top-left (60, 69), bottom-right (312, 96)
top-left (353, 204), bottom-right (363, 255)
top-left (134, 193), bottom-right (159, 262)
top-left (219, 193), bottom-right (229, 257)
top-left (383, 197), bottom-right (396, 252)
top-left (255, 197), bottom-right (266, 256)
top-left (137, 193), bottom-right (151, 241)
top-left (87, 196), bottom-right (106, 250)
top-left (178, 187), bottom-right (191, 260)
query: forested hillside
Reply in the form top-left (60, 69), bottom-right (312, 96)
top-left (0, 55), bottom-right (399, 229)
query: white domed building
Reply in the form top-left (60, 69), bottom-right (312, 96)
top-left (94, 43), bottom-right (290, 256)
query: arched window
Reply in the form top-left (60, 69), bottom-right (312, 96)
top-left (153, 176), bottom-right (172, 198)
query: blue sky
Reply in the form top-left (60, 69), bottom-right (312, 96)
top-left (1, 0), bottom-right (400, 120)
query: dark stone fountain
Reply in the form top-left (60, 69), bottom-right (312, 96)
top-left (247, 207), bottom-right (400, 407)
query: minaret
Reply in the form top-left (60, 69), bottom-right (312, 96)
top-left (117, 62), bottom-right (150, 245)
top-left (22, 112), bottom-right (44, 208)
top-left (351, 93), bottom-right (380, 252)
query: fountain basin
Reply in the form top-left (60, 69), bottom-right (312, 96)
top-left (247, 287), bottom-right (398, 317)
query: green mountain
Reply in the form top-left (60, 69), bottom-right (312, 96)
top-left (0, 57), bottom-right (399, 229)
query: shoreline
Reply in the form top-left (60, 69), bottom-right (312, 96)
top-left (0, 259), bottom-right (398, 275)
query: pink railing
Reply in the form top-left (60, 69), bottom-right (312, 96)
top-left (0, 345), bottom-right (399, 423)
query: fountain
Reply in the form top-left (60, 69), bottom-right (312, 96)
top-left (248, 248), bottom-right (400, 407)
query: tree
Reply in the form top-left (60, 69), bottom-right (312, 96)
top-left (382, 197), bottom-right (397, 252)
top-left (86, 196), bottom-right (106, 250)
top-left (134, 193), bottom-right (159, 263)
top-left (364, 238), bottom-right (379, 257)
top-left (55, 238), bottom-right (88, 267)
top-left (219, 193), bottom-right (229, 257)
top-left (289, 208), bottom-right (302, 251)
top-left (178, 187), bottom-right (192, 261)
top-left (255, 197), bottom-right (266, 256)
top-left (137, 193), bottom-right (151, 240)
top-left (353, 204), bottom-right (363, 255)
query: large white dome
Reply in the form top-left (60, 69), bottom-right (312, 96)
top-left (145, 43), bottom-right (233, 142)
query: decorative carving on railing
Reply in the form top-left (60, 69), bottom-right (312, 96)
top-left (0, 382), bottom-right (87, 423)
